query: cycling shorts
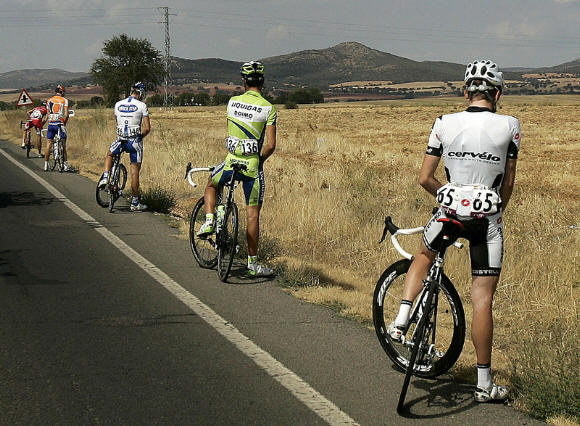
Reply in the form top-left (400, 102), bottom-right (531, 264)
top-left (24, 119), bottom-right (43, 132)
top-left (46, 123), bottom-right (67, 140)
top-left (109, 137), bottom-right (143, 163)
top-left (211, 161), bottom-right (265, 207)
top-left (423, 207), bottom-right (504, 276)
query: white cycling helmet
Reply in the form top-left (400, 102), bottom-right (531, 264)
top-left (464, 60), bottom-right (504, 92)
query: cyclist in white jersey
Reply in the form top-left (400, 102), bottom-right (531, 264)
top-left (389, 60), bottom-right (521, 403)
top-left (98, 82), bottom-right (150, 211)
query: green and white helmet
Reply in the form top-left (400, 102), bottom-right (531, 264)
top-left (240, 61), bottom-right (265, 77)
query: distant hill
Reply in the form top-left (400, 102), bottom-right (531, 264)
top-left (0, 69), bottom-right (89, 90)
top-left (261, 42), bottom-right (466, 86)
top-left (1, 43), bottom-right (578, 92)
top-left (535, 58), bottom-right (580, 74)
top-left (172, 42), bottom-right (468, 87)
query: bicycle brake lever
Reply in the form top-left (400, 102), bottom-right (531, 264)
top-left (184, 162), bottom-right (192, 179)
top-left (379, 216), bottom-right (392, 244)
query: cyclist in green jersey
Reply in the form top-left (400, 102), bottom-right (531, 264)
top-left (198, 61), bottom-right (277, 277)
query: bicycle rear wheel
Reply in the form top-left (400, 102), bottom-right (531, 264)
top-left (217, 202), bottom-right (238, 282)
top-left (118, 164), bottom-right (127, 190)
top-left (372, 259), bottom-right (465, 378)
top-left (189, 197), bottom-right (218, 268)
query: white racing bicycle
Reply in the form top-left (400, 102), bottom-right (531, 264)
top-left (373, 214), bottom-right (467, 413)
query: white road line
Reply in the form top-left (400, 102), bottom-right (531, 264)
top-left (0, 147), bottom-right (358, 426)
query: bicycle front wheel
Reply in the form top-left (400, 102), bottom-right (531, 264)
top-left (108, 164), bottom-right (121, 212)
top-left (217, 202), bottom-right (238, 282)
top-left (372, 259), bottom-right (465, 378)
top-left (25, 131), bottom-right (32, 158)
top-left (189, 197), bottom-right (218, 268)
top-left (95, 179), bottom-right (110, 208)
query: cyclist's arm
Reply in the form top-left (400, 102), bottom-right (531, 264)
top-left (418, 154), bottom-right (443, 197)
top-left (63, 105), bottom-right (69, 125)
top-left (260, 124), bottom-right (276, 162)
top-left (141, 116), bottom-right (151, 138)
top-left (500, 158), bottom-right (517, 211)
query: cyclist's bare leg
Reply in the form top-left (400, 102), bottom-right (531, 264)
top-left (130, 162), bottom-right (141, 197)
top-left (44, 139), bottom-right (53, 162)
top-left (402, 241), bottom-right (436, 301)
top-left (203, 178), bottom-right (218, 215)
top-left (103, 151), bottom-right (114, 173)
top-left (22, 129), bottom-right (27, 145)
top-left (36, 132), bottom-right (42, 154)
top-left (62, 140), bottom-right (67, 162)
top-left (246, 205), bottom-right (260, 257)
top-left (471, 275), bottom-right (499, 365)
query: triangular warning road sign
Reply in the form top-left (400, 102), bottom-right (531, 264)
top-left (16, 88), bottom-right (34, 107)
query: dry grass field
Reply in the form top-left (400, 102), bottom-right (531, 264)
top-left (1, 95), bottom-right (578, 421)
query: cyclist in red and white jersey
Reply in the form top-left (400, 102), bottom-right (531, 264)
top-left (22, 101), bottom-right (48, 157)
top-left (389, 60), bottom-right (521, 403)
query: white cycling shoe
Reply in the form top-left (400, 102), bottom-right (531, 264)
top-left (474, 383), bottom-right (509, 403)
top-left (387, 322), bottom-right (405, 342)
top-left (247, 263), bottom-right (274, 277)
top-left (130, 203), bottom-right (147, 212)
top-left (98, 175), bottom-right (108, 188)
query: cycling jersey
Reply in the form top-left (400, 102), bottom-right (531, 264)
top-left (25, 106), bottom-right (47, 131)
top-left (114, 96), bottom-right (149, 138)
top-left (426, 106), bottom-right (521, 190)
top-left (47, 95), bottom-right (68, 124)
top-left (224, 90), bottom-right (277, 178)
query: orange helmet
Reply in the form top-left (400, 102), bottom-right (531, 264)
top-left (55, 84), bottom-right (65, 94)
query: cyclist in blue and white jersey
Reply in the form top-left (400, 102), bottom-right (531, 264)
top-left (98, 82), bottom-right (151, 212)
top-left (389, 60), bottom-right (521, 403)
top-left (197, 61), bottom-right (277, 277)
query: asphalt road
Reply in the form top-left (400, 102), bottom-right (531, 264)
top-left (0, 139), bottom-right (541, 425)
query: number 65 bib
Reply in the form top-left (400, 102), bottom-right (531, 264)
top-left (436, 183), bottom-right (501, 217)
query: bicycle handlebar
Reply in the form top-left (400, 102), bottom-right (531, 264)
top-left (380, 215), bottom-right (463, 260)
top-left (185, 162), bottom-right (214, 188)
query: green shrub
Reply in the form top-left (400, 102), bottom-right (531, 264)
top-left (140, 186), bottom-right (176, 214)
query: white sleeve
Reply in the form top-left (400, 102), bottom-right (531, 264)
top-left (426, 116), bottom-right (443, 156)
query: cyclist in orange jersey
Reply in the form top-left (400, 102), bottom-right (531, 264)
top-left (44, 85), bottom-right (70, 171)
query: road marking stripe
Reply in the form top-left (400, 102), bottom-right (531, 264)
top-left (0, 147), bottom-right (358, 426)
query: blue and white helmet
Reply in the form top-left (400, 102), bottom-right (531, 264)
top-left (131, 81), bottom-right (146, 99)
top-left (464, 60), bottom-right (504, 92)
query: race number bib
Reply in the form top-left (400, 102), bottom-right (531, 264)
top-left (225, 136), bottom-right (259, 156)
top-left (436, 183), bottom-right (500, 217)
top-left (116, 124), bottom-right (141, 138)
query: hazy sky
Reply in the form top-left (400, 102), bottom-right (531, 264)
top-left (1, 0), bottom-right (579, 73)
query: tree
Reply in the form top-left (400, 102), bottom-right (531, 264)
top-left (90, 34), bottom-right (165, 106)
